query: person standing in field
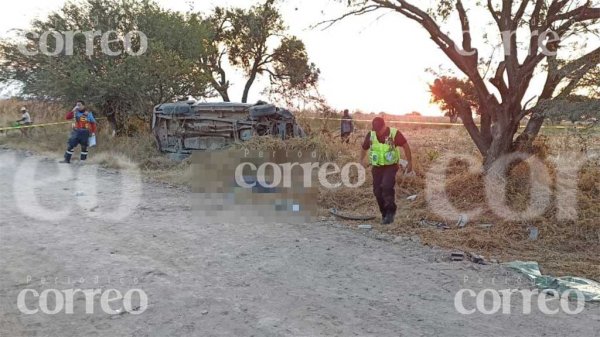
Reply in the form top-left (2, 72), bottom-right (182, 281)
top-left (60, 100), bottom-right (97, 164)
top-left (16, 107), bottom-right (32, 136)
top-left (360, 117), bottom-right (413, 225)
top-left (340, 109), bottom-right (353, 143)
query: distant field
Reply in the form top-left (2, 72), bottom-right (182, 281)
top-left (1, 98), bottom-right (599, 281)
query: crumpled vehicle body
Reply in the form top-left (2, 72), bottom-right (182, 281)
top-left (152, 101), bottom-right (305, 154)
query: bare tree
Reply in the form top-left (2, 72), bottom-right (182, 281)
top-left (327, 0), bottom-right (600, 168)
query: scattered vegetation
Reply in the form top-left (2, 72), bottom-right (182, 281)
top-left (2, 98), bottom-right (598, 280)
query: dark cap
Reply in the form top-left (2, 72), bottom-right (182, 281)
top-left (372, 117), bottom-right (385, 131)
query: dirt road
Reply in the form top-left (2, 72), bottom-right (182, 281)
top-left (0, 150), bottom-right (598, 337)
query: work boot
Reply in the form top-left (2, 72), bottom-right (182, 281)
top-left (387, 212), bottom-right (396, 224)
top-left (382, 212), bottom-right (395, 225)
top-left (58, 159), bottom-right (70, 164)
top-left (63, 150), bottom-right (74, 163)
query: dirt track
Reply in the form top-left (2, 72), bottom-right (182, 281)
top-left (0, 149), bottom-right (598, 337)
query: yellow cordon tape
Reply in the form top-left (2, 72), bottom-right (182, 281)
top-left (0, 121), bottom-right (72, 132)
top-left (0, 116), bottom-right (591, 132)
top-left (0, 118), bottom-right (106, 132)
top-left (300, 116), bottom-right (594, 130)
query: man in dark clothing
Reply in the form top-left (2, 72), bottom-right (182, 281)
top-left (340, 109), bottom-right (353, 143)
top-left (360, 117), bottom-right (412, 225)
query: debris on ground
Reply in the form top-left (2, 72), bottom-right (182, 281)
top-left (450, 251), bottom-right (488, 265)
top-left (406, 195), bottom-right (418, 201)
top-left (358, 224), bottom-right (372, 230)
top-left (419, 218), bottom-right (450, 230)
top-left (467, 252), bottom-right (487, 265)
top-left (478, 224), bottom-right (493, 229)
top-left (456, 214), bottom-right (469, 228)
top-left (330, 208), bottom-right (376, 221)
top-left (451, 252), bottom-right (465, 261)
top-left (528, 226), bottom-right (539, 241)
top-left (506, 261), bottom-right (600, 302)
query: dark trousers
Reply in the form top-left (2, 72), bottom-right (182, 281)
top-left (64, 129), bottom-right (90, 162)
top-left (372, 165), bottom-right (399, 217)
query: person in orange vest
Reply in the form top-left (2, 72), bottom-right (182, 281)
top-left (360, 117), bottom-right (413, 225)
top-left (59, 100), bottom-right (97, 164)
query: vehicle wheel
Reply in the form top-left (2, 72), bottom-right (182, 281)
top-left (249, 104), bottom-right (277, 119)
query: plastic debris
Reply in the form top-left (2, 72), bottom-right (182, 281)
top-left (457, 214), bottom-right (469, 228)
top-left (528, 226), bottom-right (539, 240)
top-left (506, 261), bottom-right (600, 302)
top-left (406, 195), bottom-right (418, 201)
top-left (358, 224), bottom-right (372, 230)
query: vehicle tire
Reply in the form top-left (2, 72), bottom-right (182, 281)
top-left (249, 104), bottom-right (277, 119)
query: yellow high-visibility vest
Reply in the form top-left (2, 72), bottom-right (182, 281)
top-left (369, 128), bottom-right (401, 166)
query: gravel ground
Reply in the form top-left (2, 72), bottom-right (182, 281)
top-left (0, 149), bottom-right (598, 337)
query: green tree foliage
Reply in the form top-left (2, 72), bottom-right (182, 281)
top-left (203, 0), bottom-right (320, 103)
top-left (0, 0), bottom-right (213, 133)
top-left (543, 95), bottom-right (600, 124)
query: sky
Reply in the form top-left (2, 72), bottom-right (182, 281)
top-left (2, 0), bottom-right (591, 116)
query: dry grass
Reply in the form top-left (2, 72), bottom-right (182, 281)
top-left (317, 127), bottom-right (600, 281)
top-left (0, 98), bottom-right (172, 173)
top-left (2, 99), bottom-right (599, 281)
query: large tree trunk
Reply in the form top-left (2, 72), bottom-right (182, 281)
top-left (208, 72), bottom-right (231, 102)
top-left (216, 85), bottom-right (231, 102)
top-left (241, 72), bottom-right (257, 103)
top-left (353, 0), bottom-right (600, 171)
top-left (514, 112), bottom-right (544, 152)
top-left (484, 126), bottom-right (515, 170)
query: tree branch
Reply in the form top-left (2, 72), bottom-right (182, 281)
top-left (514, 0), bottom-right (530, 27)
top-left (314, 5), bottom-right (381, 30)
top-left (554, 5), bottom-right (600, 22)
top-left (456, 0), bottom-right (473, 52)
top-left (489, 61), bottom-right (508, 97)
top-left (487, 0), bottom-right (501, 26)
top-left (369, 0), bottom-right (491, 105)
